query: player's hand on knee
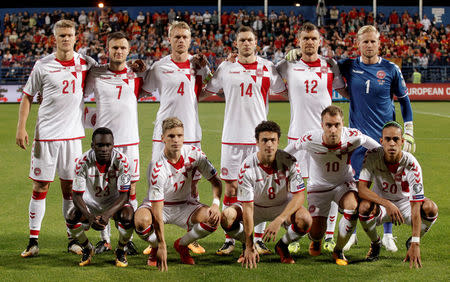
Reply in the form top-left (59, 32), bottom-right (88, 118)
top-left (243, 247), bottom-right (259, 269)
top-left (403, 244), bottom-right (422, 269)
top-left (157, 243), bottom-right (168, 272)
top-left (91, 215), bottom-right (106, 231)
top-left (207, 205), bottom-right (220, 226)
top-left (285, 48), bottom-right (301, 62)
top-left (226, 52), bottom-right (238, 63)
top-left (386, 202), bottom-right (404, 225)
top-left (402, 133), bottom-right (416, 153)
top-left (262, 218), bottom-right (282, 242)
top-left (16, 129), bottom-right (29, 149)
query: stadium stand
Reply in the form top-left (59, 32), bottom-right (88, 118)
top-left (0, 7), bottom-right (449, 84)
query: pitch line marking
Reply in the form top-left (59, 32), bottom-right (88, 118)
top-left (415, 110), bottom-right (450, 119)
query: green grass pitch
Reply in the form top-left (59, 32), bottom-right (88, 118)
top-left (0, 101), bottom-right (449, 281)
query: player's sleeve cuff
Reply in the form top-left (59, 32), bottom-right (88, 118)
top-left (149, 199), bottom-right (164, 202)
top-left (72, 190), bottom-right (85, 194)
top-left (238, 200), bottom-right (254, 203)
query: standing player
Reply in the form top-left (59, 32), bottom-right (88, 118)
top-left (221, 121), bottom-right (312, 267)
top-left (277, 22), bottom-right (346, 252)
top-left (285, 105), bottom-right (379, 265)
top-left (141, 21), bottom-right (212, 255)
top-left (66, 127), bottom-right (134, 267)
top-left (84, 31), bottom-right (144, 255)
top-left (134, 117), bottom-right (222, 271)
top-left (202, 26), bottom-right (287, 255)
top-left (16, 20), bottom-right (96, 257)
top-left (339, 25), bottom-right (415, 252)
top-left (358, 121), bottom-right (438, 268)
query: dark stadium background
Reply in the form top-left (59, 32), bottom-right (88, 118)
top-left (3, 0), bottom-right (446, 8)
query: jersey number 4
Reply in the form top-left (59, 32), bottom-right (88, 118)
top-left (177, 82), bottom-right (185, 96)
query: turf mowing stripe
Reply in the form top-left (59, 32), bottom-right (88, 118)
top-left (415, 110), bottom-right (450, 119)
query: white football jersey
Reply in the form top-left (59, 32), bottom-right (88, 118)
top-left (145, 145), bottom-right (217, 203)
top-left (205, 57), bottom-right (286, 144)
top-left (23, 52), bottom-right (96, 141)
top-left (360, 147), bottom-right (425, 202)
top-left (237, 150), bottom-right (305, 207)
top-left (277, 57), bottom-right (345, 141)
top-left (142, 55), bottom-right (209, 143)
top-left (73, 148), bottom-right (131, 212)
top-left (289, 127), bottom-right (379, 191)
top-left (84, 65), bottom-right (144, 146)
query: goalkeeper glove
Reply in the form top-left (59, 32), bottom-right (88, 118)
top-left (285, 48), bottom-right (302, 62)
top-left (402, 121), bottom-right (416, 153)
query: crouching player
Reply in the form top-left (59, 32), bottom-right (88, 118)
top-left (221, 121), bottom-right (312, 268)
top-left (66, 127), bottom-right (134, 267)
top-left (358, 121), bottom-right (438, 268)
top-left (134, 117), bottom-right (222, 271)
top-left (285, 105), bottom-right (380, 265)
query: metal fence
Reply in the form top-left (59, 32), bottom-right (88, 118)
top-left (1, 65), bottom-right (449, 85)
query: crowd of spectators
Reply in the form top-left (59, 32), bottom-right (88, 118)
top-left (0, 7), bottom-right (449, 83)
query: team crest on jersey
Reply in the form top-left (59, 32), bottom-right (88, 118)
top-left (376, 70), bottom-right (386, 79)
top-left (320, 66), bottom-right (328, 74)
top-left (127, 72), bottom-right (136, 80)
top-left (34, 168), bottom-right (41, 176)
top-left (221, 167), bottom-right (229, 176)
top-left (256, 69), bottom-right (263, 77)
top-left (75, 64), bottom-right (82, 72)
top-left (309, 205), bottom-right (316, 213)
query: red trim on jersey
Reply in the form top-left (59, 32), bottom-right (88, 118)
top-left (34, 136), bottom-right (85, 142)
top-left (301, 59), bottom-right (321, 67)
top-left (222, 142), bottom-right (257, 145)
top-left (240, 200), bottom-right (254, 203)
top-left (410, 199), bottom-right (425, 202)
top-left (287, 137), bottom-right (299, 141)
top-left (168, 155), bottom-right (184, 170)
top-left (29, 176), bottom-right (53, 183)
top-left (59, 178), bottom-right (73, 182)
top-left (73, 190), bottom-right (85, 194)
top-left (291, 189), bottom-right (304, 194)
top-left (322, 141), bottom-right (342, 150)
top-left (30, 230), bottom-right (40, 236)
top-left (238, 60), bottom-right (258, 69)
top-left (327, 64), bottom-right (334, 99)
top-left (221, 177), bottom-right (237, 181)
top-left (23, 91), bottom-right (33, 97)
top-left (153, 139), bottom-right (200, 144)
top-left (204, 89), bottom-right (216, 94)
top-left (358, 179), bottom-right (370, 183)
top-left (55, 57), bottom-right (75, 67)
top-left (114, 142), bottom-right (140, 147)
top-left (134, 77), bottom-right (143, 98)
top-left (164, 200), bottom-right (187, 205)
top-left (109, 67), bottom-right (128, 74)
top-left (325, 231), bottom-right (334, 235)
top-left (150, 199), bottom-right (164, 203)
top-left (260, 76), bottom-right (270, 106)
top-left (129, 194), bottom-right (137, 200)
top-left (172, 59), bottom-right (191, 69)
top-left (96, 162), bottom-right (107, 173)
top-left (258, 163), bottom-right (276, 175)
top-left (307, 187), bottom-right (336, 194)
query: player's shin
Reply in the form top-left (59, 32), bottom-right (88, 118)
top-left (66, 222), bottom-right (88, 245)
top-left (325, 202), bottom-right (339, 240)
top-left (117, 222), bottom-right (133, 249)
top-left (101, 223), bottom-right (111, 243)
top-left (226, 222), bottom-right (245, 242)
top-left (359, 214), bottom-right (379, 242)
top-left (180, 223), bottom-right (217, 246)
top-left (29, 191), bottom-right (47, 238)
top-left (62, 192), bottom-right (74, 239)
top-left (335, 210), bottom-right (357, 250)
top-left (281, 224), bottom-right (306, 244)
top-left (420, 213), bottom-right (438, 237)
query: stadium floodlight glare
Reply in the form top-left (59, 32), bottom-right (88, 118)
top-left (295, 3), bottom-right (301, 7)
top-left (98, 2), bottom-right (104, 8)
